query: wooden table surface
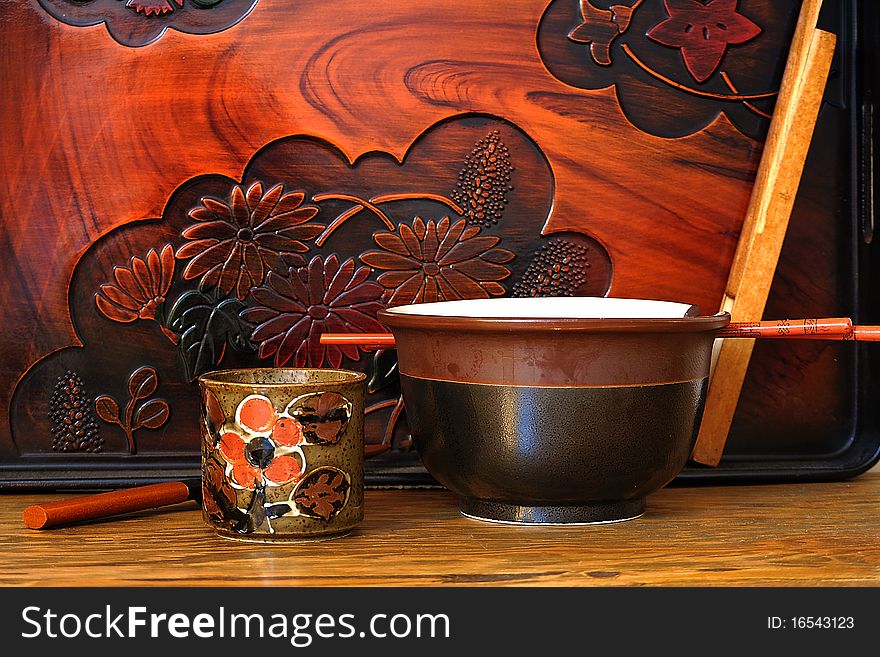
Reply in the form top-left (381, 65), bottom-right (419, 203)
top-left (1, 470), bottom-right (878, 587)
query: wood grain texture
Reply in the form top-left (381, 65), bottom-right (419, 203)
top-left (1, 470), bottom-right (878, 586)
top-left (0, 0), bottom-right (771, 450)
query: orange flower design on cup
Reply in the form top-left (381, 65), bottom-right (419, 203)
top-left (219, 394), bottom-right (307, 489)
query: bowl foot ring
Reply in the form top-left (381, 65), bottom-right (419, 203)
top-left (213, 529), bottom-right (354, 543)
top-left (459, 498), bottom-right (645, 525)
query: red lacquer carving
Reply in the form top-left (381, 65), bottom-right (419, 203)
top-left (313, 193), bottom-right (464, 246)
top-left (568, 0), bottom-right (640, 66)
top-left (542, 0), bottom-right (779, 138)
top-left (647, 0), bottom-right (762, 83)
top-left (126, 0), bottom-right (183, 16)
top-left (37, 0), bottom-right (257, 48)
top-left (242, 255), bottom-right (386, 368)
top-left (360, 216), bottom-right (515, 306)
top-left (450, 130), bottom-right (514, 227)
top-left (176, 181), bottom-right (324, 300)
top-left (12, 117), bottom-right (584, 464)
top-left (94, 366), bottom-right (170, 455)
top-left (95, 244), bottom-right (178, 344)
top-left (49, 371), bottom-right (103, 454)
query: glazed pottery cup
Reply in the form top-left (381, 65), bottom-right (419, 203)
top-left (197, 368), bottom-right (365, 542)
top-left (379, 297), bottom-right (729, 525)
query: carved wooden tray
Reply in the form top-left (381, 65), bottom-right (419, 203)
top-left (1, 0), bottom-right (877, 487)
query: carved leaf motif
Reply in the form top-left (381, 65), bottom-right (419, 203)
top-left (134, 398), bottom-right (171, 429)
top-left (94, 366), bottom-right (170, 454)
top-left (95, 396), bottom-right (120, 424)
top-left (291, 467), bottom-right (350, 520)
top-left (128, 366), bottom-right (158, 402)
top-left (367, 348), bottom-right (399, 395)
top-left (166, 290), bottom-right (253, 381)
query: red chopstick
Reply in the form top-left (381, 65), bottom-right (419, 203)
top-left (322, 333), bottom-right (397, 346)
top-left (716, 318), bottom-right (880, 340)
top-left (22, 480), bottom-right (199, 530)
top-left (320, 318), bottom-right (880, 347)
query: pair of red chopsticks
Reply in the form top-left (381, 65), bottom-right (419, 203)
top-left (320, 317), bottom-right (880, 347)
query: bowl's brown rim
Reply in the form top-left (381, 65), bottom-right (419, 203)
top-left (378, 310), bottom-right (731, 334)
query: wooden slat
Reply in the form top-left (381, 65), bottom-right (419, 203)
top-left (691, 0), bottom-right (837, 466)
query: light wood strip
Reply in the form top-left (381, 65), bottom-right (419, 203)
top-left (692, 7), bottom-right (838, 465)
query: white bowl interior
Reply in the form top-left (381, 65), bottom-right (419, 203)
top-left (384, 297), bottom-right (698, 319)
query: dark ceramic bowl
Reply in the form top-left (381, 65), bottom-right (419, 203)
top-left (378, 297), bottom-right (730, 525)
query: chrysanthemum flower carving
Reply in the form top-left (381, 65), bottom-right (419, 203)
top-left (360, 216), bottom-right (515, 306)
top-left (95, 244), bottom-right (179, 343)
top-left (125, 0), bottom-right (182, 16)
top-left (175, 181), bottom-right (324, 300)
top-left (242, 254), bottom-right (386, 368)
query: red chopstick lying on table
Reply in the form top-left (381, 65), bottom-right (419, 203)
top-left (22, 480), bottom-right (200, 530)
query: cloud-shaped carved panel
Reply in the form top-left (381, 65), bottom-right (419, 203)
top-left (37, 0), bottom-right (259, 47)
top-left (10, 114), bottom-right (611, 458)
top-left (537, 0), bottom-right (803, 139)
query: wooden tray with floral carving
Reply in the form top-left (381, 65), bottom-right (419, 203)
top-left (1, 0), bottom-right (877, 488)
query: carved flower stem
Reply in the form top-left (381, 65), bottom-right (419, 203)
top-left (95, 367), bottom-right (170, 456)
top-left (313, 194), bottom-right (395, 246)
top-left (365, 399), bottom-right (399, 415)
top-left (97, 413), bottom-right (136, 455)
top-left (370, 193), bottom-right (464, 215)
top-left (720, 71), bottom-right (773, 119)
top-left (313, 193), bottom-right (464, 247)
top-left (383, 395), bottom-right (405, 446)
top-left (123, 395), bottom-right (138, 455)
top-left (363, 398), bottom-right (401, 457)
top-left (621, 44), bottom-right (777, 102)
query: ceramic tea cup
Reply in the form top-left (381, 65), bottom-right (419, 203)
top-left (379, 297), bottom-right (729, 525)
top-left (197, 368), bottom-right (365, 541)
